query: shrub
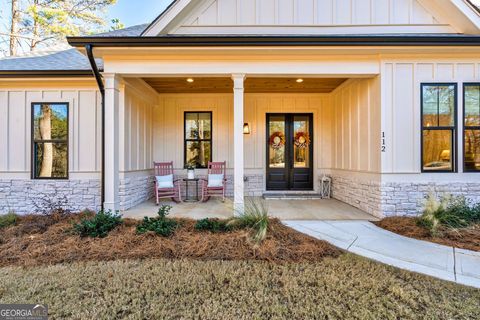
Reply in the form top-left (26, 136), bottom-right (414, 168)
top-left (0, 212), bottom-right (17, 229)
top-left (73, 210), bottom-right (123, 238)
top-left (136, 205), bottom-right (178, 237)
top-left (195, 218), bottom-right (232, 233)
top-left (228, 198), bottom-right (269, 244)
top-left (418, 193), bottom-right (480, 236)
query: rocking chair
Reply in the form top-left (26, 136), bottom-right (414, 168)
top-left (201, 161), bottom-right (227, 202)
top-left (154, 161), bottom-right (182, 204)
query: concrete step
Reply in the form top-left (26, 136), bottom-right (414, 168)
top-left (263, 193), bottom-right (324, 200)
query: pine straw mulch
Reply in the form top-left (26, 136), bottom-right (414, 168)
top-left (0, 214), bottom-right (341, 268)
top-left (374, 217), bottom-right (480, 252)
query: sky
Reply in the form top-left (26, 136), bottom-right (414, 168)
top-left (107, 0), bottom-right (173, 27)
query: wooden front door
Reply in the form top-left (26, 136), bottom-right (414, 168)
top-left (266, 113), bottom-right (314, 191)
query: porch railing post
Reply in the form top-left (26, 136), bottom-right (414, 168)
top-left (232, 73), bottom-right (246, 215)
top-left (103, 73), bottom-right (121, 211)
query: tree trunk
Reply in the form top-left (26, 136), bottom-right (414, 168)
top-left (9, 0), bottom-right (20, 56)
top-left (39, 104), bottom-right (53, 177)
top-left (30, 0), bottom-right (39, 50)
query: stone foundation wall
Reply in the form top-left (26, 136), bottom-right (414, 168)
top-left (119, 175), bottom-right (155, 211)
top-left (0, 179), bottom-right (101, 214)
top-left (381, 182), bottom-right (480, 217)
top-left (330, 175), bottom-right (383, 218)
top-left (330, 175), bottom-right (480, 218)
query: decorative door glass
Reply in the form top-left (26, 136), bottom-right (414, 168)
top-left (293, 115), bottom-right (310, 168)
top-left (268, 115), bottom-right (286, 168)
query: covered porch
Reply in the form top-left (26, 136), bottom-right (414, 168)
top-left (123, 198), bottom-right (378, 221)
top-left (101, 55), bottom-right (382, 218)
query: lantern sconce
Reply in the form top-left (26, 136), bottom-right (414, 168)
top-left (243, 123), bottom-right (251, 134)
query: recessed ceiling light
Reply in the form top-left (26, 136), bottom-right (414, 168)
top-left (187, 78), bottom-right (194, 83)
top-left (296, 78), bottom-right (304, 83)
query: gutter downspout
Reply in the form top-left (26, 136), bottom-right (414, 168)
top-left (85, 44), bottom-right (105, 211)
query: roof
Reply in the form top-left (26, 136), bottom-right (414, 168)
top-left (0, 47), bottom-right (102, 76)
top-left (86, 24), bottom-right (149, 37)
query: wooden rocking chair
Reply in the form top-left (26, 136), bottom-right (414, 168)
top-left (154, 161), bottom-right (182, 204)
top-left (201, 161), bottom-right (227, 202)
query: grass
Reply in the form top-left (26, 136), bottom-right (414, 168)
top-left (0, 255), bottom-right (479, 319)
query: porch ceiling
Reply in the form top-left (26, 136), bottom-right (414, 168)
top-left (142, 77), bottom-right (347, 94)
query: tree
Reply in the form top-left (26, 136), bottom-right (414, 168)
top-left (6, 0), bottom-right (120, 55)
top-left (9, 0), bottom-right (20, 56)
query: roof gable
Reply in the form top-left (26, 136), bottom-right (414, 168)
top-left (143, 0), bottom-right (480, 36)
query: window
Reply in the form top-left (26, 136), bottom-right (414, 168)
top-left (464, 84), bottom-right (480, 172)
top-left (421, 84), bottom-right (457, 172)
top-left (32, 103), bottom-right (69, 179)
top-left (184, 112), bottom-right (212, 168)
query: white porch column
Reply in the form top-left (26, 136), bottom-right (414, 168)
top-left (103, 73), bottom-right (120, 211)
top-left (232, 74), bottom-right (246, 214)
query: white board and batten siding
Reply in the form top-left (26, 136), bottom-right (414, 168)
top-left (166, 0), bottom-right (454, 34)
top-left (121, 79), bottom-right (156, 176)
top-left (382, 60), bottom-right (480, 178)
top-left (0, 85), bottom-right (102, 179)
top-left (152, 84), bottom-right (381, 181)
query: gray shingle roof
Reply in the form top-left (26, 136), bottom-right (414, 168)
top-left (0, 47), bottom-right (102, 72)
top-left (86, 24), bottom-right (149, 37)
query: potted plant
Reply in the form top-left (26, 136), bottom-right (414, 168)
top-left (186, 164), bottom-right (195, 179)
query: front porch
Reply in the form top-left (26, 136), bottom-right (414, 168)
top-left (123, 198), bottom-right (378, 221)
top-left (104, 69), bottom-right (382, 218)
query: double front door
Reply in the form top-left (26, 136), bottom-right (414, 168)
top-left (266, 113), bottom-right (313, 191)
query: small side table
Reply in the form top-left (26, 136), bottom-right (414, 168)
top-left (183, 178), bottom-right (200, 202)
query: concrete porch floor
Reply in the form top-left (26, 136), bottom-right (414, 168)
top-left (123, 197), bottom-right (378, 221)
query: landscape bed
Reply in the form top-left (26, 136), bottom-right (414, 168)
top-left (375, 217), bottom-right (480, 252)
top-left (0, 213), bottom-right (340, 267)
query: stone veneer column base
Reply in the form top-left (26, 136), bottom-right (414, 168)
top-left (0, 179), bottom-right (101, 214)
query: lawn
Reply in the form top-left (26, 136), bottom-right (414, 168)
top-left (1, 255), bottom-right (479, 319)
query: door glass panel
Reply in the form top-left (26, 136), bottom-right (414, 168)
top-left (293, 115), bottom-right (310, 168)
top-left (269, 115), bottom-right (286, 168)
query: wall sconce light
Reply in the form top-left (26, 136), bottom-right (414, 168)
top-left (243, 123), bottom-right (251, 134)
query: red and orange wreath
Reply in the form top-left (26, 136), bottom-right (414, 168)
top-left (294, 132), bottom-right (311, 149)
top-left (269, 131), bottom-right (286, 150)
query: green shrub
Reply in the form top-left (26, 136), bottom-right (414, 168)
top-left (418, 193), bottom-right (480, 236)
top-left (136, 205), bottom-right (178, 237)
top-left (228, 198), bottom-right (269, 244)
top-left (0, 212), bottom-right (17, 229)
top-left (73, 210), bottom-right (123, 238)
top-left (195, 218), bottom-right (232, 233)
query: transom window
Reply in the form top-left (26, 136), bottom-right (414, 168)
top-left (464, 84), bottom-right (480, 172)
top-left (184, 112), bottom-right (212, 168)
top-left (32, 103), bottom-right (69, 179)
top-left (421, 84), bottom-right (457, 172)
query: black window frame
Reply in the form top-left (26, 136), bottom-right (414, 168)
top-left (463, 83), bottom-right (480, 173)
top-left (420, 83), bottom-right (458, 173)
top-left (31, 102), bottom-right (69, 180)
top-left (184, 111), bottom-right (213, 169)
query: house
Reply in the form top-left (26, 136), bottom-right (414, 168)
top-left (1, 0), bottom-right (480, 218)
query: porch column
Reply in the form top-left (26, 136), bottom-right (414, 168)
top-left (103, 73), bottom-right (120, 211)
top-left (232, 74), bottom-right (246, 214)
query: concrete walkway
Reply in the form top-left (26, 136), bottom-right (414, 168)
top-left (283, 220), bottom-right (480, 289)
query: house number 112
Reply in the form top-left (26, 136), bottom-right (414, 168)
top-left (381, 132), bottom-right (386, 152)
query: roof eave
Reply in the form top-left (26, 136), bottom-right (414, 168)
top-left (67, 34), bottom-right (480, 47)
